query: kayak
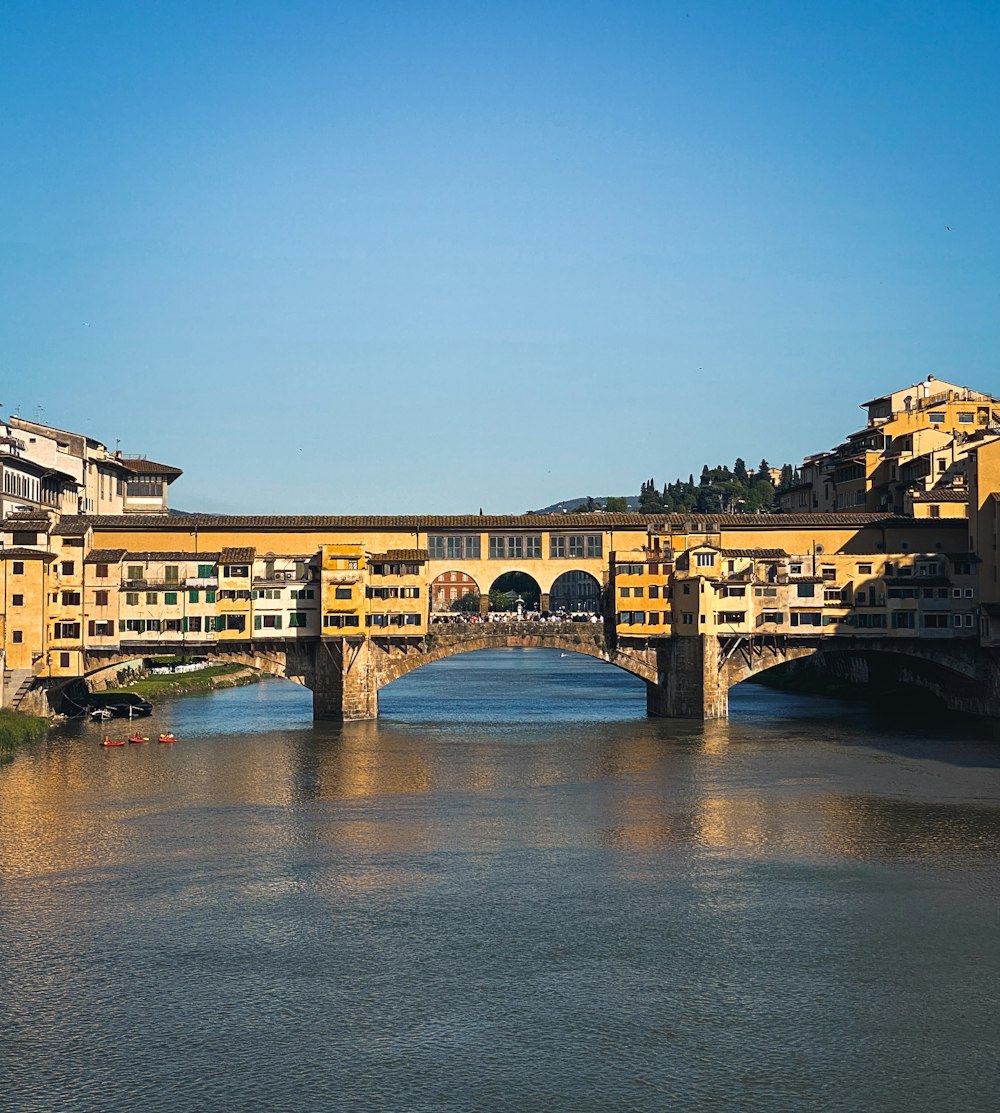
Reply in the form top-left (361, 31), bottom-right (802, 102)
top-left (158, 733), bottom-right (177, 744)
top-left (128, 734), bottom-right (149, 744)
top-left (100, 737), bottom-right (126, 747)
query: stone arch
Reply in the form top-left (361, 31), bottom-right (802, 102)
top-left (720, 635), bottom-right (983, 704)
top-left (371, 629), bottom-right (658, 693)
top-left (549, 569), bottom-right (602, 613)
top-left (430, 570), bottom-right (480, 612)
top-left (488, 570), bottom-right (541, 611)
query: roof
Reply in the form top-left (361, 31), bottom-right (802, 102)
top-left (912, 488), bottom-right (967, 502)
top-left (369, 549), bottom-right (428, 562)
top-left (51, 518), bottom-right (91, 536)
top-left (945, 553), bottom-right (980, 563)
top-left (124, 551), bottom-right (221, 562)
top-left (721, 548), bottom-right (789, 558)
top-left (220, 547), bottom-right (255, 563)
top-left (85, 549), bottom-right (127, 563)
top-left (120, 457), bottom-right (183, 480)
top-left (789, 575), bottom-right (824, 584)
top-left (0, 547), bottom-right (56, 561)
top-left (3, 513), bottom-right (52, 528)
top-left (72, 510), bottom-right (970, 533)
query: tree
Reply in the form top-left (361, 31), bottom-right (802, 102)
top-left (758, 458), bottom-right (772, 481)
top-left (734, 457), bottom-right (748, 482)
top-left (604, 496), bottom-right (628, 512)
top-left (779, 463), bottom-right (795, 490)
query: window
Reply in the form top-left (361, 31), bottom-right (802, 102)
top-left (11, 593), bottom-right (23, 606)
top-left (198, 564), bottom-right (214, 578)
top-left (127, 565), bottom-right (143, 580)
top-left (290, 588), bottom-right (315, 599)
top-left (88, 620), bottom-right (115, 637)
top-left (790, 563), bottom-right (802, 574)
top-left (854, 613), bottom-right (887, 628)
top-left (682, 613), bottom-right (693, 625)
top-left (335, 587), bottom-right (352, 600)
top-left (928, 412), bottom-right (944, 423)
top-left (224, 564), bottom-right (249, 577)
top-left (761, 612), bottom-right (783, 624)
top-left (224, 615), bottom-right (246, 631)
top-left (61, 591), bottom-right (81, 606)
top-left (790, 612), bottom-right (822, 627)
top-left (189, 590), bottom-right (199, 603)
top-left (550, 534), bottom-right (602, 559)
top-left (94, 563), bottom-right (109, 578)
top-left (649, 585), bottom-right (659, 599)
top-left (206, 590), bottom-right (216, 604)
top-left (165, 566), bottom-right (179, 582)
top-left (488, 534), bottom-right (542, 559)
top-left (12, 532), bottom-right (36, 546)
top-left (164, 592), bottom-right (178, 605)
top-left (892, 611), bottom-right (916, 629)
top-left (964, 588), bottom-right (974, 599)
top-left (53, 622), bottom-right (80, 639)
top-left (59, 652), bottom-right (70, 668)
top-left (255, 614), bottom-right (283, 629)
top-left (717, 612), bottom-right (745, 625)
top-left (11, 630), bottom-right (23, 643)
top-left (187, 617), bottom-right (202, 633)
top-left (695, 552), bottom-right (715, 568)
top-left (821, 567), bottom-right (836, 580)
top-left (796, 583), bottom-right (815, 598)
top-left (958, 412), bottom-right (974, 423)
top-left (289, 612), bottom-right (307, 628)
top-left (145, 592), bottom-right (157, 605)
top-left (95, 590), bottom-right (109, 607)
top-left (61, 561), bottom-right (74, 575)
top-left (922, 613), bottom-right (949, 628)
top-left (12, 560), bottom-right (24, 575)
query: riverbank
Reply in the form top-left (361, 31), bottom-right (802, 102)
top-left (100, 664), bottom-right (262, 700)
top-left (0, 709), bottom-right (49, 761)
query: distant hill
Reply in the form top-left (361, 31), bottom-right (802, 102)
top-left (529, 496), bottom-right (638, 514)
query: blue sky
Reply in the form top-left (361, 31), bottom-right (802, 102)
top-left (2, 1), bottom-right (999, 513)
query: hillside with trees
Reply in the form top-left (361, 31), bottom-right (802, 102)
top-left (637, 459), bottom-right (796, 515)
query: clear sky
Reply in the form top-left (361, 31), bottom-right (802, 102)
top-left (2, 1), bottom-right (999, 513)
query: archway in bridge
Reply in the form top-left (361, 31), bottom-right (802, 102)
top-left (431, 570), bottom-right (481, 612)
top-left (549, 570), bottom-right (602, 614)
top-left (489, 571), bottom-right (541, 611)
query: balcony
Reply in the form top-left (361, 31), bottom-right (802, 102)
top-left (186, 576), bottom-right (218, 588)
top-left (325, 571), bottom-right (362, 584)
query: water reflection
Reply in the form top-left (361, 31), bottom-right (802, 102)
top-left (2, 652), bottom-right (1000, 1112)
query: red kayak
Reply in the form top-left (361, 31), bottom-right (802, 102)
top-left (100, 737), bottom-right (126, 747)
top-left (158, 733), bottom-right (177, 744)
top-left (128, 734), bottom-right (149, 744)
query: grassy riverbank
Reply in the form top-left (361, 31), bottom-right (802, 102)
top-left (0, 709), bottom-right (49, 761)
top-left (101, 664), bottom-right (262, 700)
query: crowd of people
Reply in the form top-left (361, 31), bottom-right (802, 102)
top-left (430, 610), bottom-right (603, 625)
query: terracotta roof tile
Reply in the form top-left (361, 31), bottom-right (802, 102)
top-left (369, 550), bottom-right (428, 562)
top-left (0, 547), bottom-right (56, 560)
top-left (124, 551), bottom-right (221, 562)
top-left (220, 547), bottom-right (255, 563)
top-left (120, 457), bottom-right (183, 479)
top-left (911, 488), bottom-right (967, 502)
top-left (721, 548), bottom-right (789, 558)
top-left (86, 549), bottom-right (127, 563)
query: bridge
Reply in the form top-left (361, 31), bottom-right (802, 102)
top-left (6, 509), bottom-right (1000, 722)
top-left (73, 618), bottom-right (1000, 724)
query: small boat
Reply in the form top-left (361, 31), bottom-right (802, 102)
top-left (158, 732), bottom-right (177, 744)
top-left (90, 707), bottom-right (113, 721)
top-left (99, 737), bottom-right (126, 747)
top-left (127, 734), bottom-right (149, 744)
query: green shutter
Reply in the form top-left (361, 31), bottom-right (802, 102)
top-left (254, 615), bottom-right (262, 630)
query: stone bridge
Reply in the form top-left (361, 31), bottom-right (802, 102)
top-left (72, 622), bottom-right (1000, 723)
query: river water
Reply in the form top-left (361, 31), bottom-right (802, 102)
top-left (1, 649), bottom-right (999, 1112)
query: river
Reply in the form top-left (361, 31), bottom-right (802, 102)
top-left (1, 649), bottom-right (999, 1112)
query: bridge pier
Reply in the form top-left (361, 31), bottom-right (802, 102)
top-left (312, 639), bottom-right (379, 721)
top-left (646, 635), bottom-right (729, 720)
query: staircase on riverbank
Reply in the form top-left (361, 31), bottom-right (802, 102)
top-left (2, 668), bottom-right (35, 711)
